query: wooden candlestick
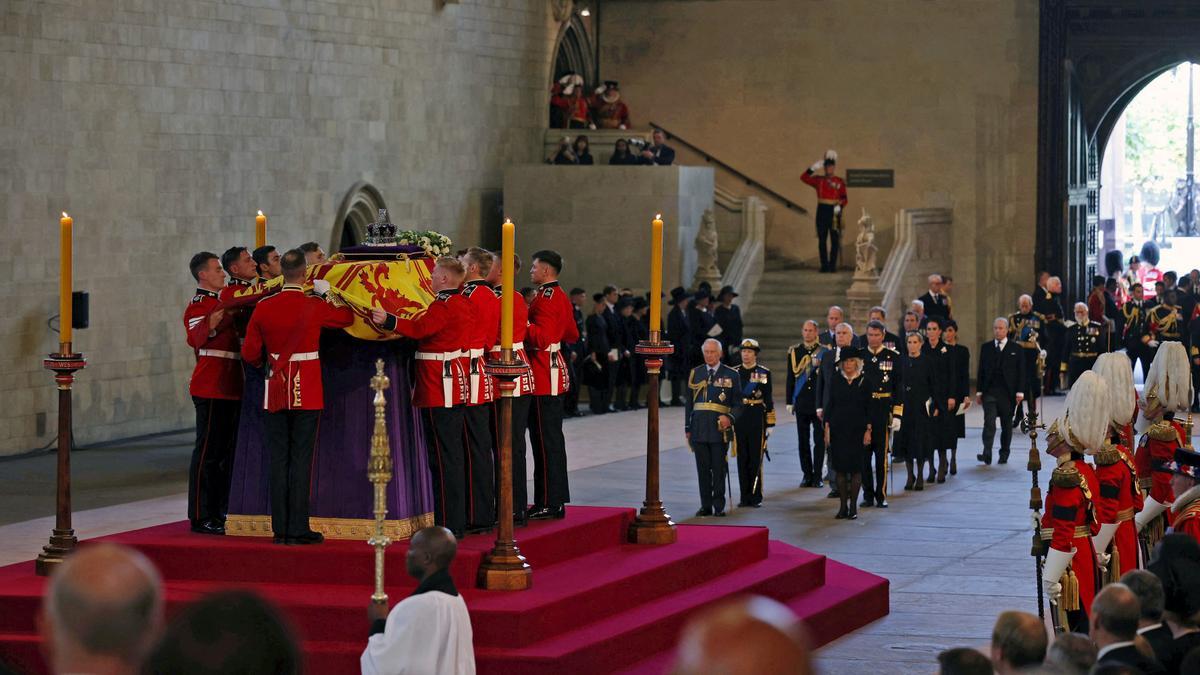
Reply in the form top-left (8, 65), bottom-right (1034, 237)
top-left (478, 351), bottom-right (533, 590)
top-left (628, 331), bottom-right (677, 545)
top-left (36, 349), bottom-right (86, 576)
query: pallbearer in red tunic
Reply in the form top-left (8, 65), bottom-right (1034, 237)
top-left (525, 250), bottom-right (580, 520)
top-left (1134, 341), bottom-right (1192, 550)
top-left (1040, 371), bottom-right (1108, 632)
top-left (458, 248), bottom-right (499, 533)
top-left (183, 252), bottom-right (244, 536)
top-left (1168, 445), bottom-right (1200, 543)
top-left (486, 252), bottom-right (536, 524)
top-left (1089, 353), bottom-right (1144, 579)
top-left (371, 257), bottom-right (473, 538)
top-left (241, 249), bottom-right (354, 545)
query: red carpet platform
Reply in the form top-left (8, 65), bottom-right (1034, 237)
top-left (0, 506), bottom-right (887, 674)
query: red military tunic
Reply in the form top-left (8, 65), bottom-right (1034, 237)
top-left (526, 281), bottom-right (579, 396)
top-left (550, 92), bottom-right (591, 128)
top-left (385, 290), bottom-right (473, 409)
top-left (1041, 459), bottom-right (1100, 617)
top-left (800, 171), bottom-right (848, 207)
top-left (488, 285), bottom-right (534, 397)
top-left (462, 280), bottom-right (499, 405)
top-left (1136, 418), bottom-right (1184, 506)
top-left (1093, 441), bottom-right (1144, 577)
top-left (218, 277), bottom-right (266, 339)
top-left (184, 288), bottom-right (243, 400)
top-left (240, 286), bottom-right (354, 412)
top-left (1172, 488), bottom-right (1200, 543)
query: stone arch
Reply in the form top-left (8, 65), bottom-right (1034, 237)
top-left (550, 13), bottom-right (595, 91)
top-left (331, 182), bottom-right (386, 252)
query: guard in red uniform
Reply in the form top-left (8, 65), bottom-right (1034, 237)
top-left (1168, 445), bottom-right (1200, 543)
top-left (459, 248), bottom-right (498, 532)
top-left (525, 250), bottom-right (580, 520)
top-left (242, 249), bottom-right (354, 545)
top-left (1089, 353), bottom-right (1144, 579)
top-left (1134, 342), bottom-right (1191, 551)
top-left (183, 252), bottom-right (243, 535)
top-left (800, 149), bottom-right (848, 273)
top-left (1039, 371), bottom-right (1107, 632)
top-left (549, 72), bottom-right (592, 129)
top-left (486, 252), bottom-right (536, 524)
top-left (371, 257), bottom-right (473, 538)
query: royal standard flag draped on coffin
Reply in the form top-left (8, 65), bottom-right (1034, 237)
top-left (224, 257), bottom-right (436, 341)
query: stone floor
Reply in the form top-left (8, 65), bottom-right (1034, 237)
top-left (4, 395), bottom-right (1181, 673)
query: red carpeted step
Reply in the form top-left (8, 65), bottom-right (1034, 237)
top-left (0, 632), bottom-right (43, 675)
top-left (472, 541), bottom-right (827, 675)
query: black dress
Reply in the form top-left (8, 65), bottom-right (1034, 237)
top-left (925, 340), bottom-right (957, 449)
top-left (895, 353), bottom-right (937, 462)
top-left (950, 343), bottom-right (971, 441)
top-left (824, 372), bottom-right (870, 473)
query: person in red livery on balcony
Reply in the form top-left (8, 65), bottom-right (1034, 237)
top-left (183, 252), bottom-right (244, 536)
top-left (241, 249), bottom-right (354, 545)
top-left (801, 149), bottom-right (848, 273)
top-left (1135, 341), bottom-right (1192, 552)
top-left (485, 251), bottom-right (536, 525)
top-left (458, 247), bottom-right (499, 534)
top-left (372, 257), bottom-right (474, 538)
top-left (590, 80), bottom-right (630, 130)
top-left (525, 249), bottom-right (580, 520)
top-left (1089, 353), bottom-right (1144, 580)
top-left (550, 72), bottom-right (592, 130)
top-left (1040, 371), bottom-right (1108, 633)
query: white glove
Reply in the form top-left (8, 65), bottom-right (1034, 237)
top-left (1136, 497), bottom-right (1170, 531)
top-left (558, 74), bottom-right (572, 86)
top-left (1092, 522), bottom-right (1119, 557)
top-left (1039, 349), bottom-right (1047, 360)
top-left (595, 85), bottom-right (606, 95)
top-left (810, 161), bottom-right (823, 173)
top-left (312, 279), bottom-right (331, 297)
top-left (1042, 547), bottom-right (1076, 606)
top-left (890, 417), bottom-right (901, 432)
top-left (1032, 511), bottom-right (1043, 532)
top-left (563, 84), bottom-right (576, 96)
top-left (786, 405), bottom-right (794, 415)
top-left (619, 124), bottom-right (627, 130)
top-left (833, 205), bottom-right (842, 216)
top-left (588, 123), bottom-right (596, 130)
top-left (1148, 339), bottom-right (1160, 348)
top-left (1096, 549), bottom-right (1111, 571)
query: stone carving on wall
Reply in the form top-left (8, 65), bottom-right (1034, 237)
top-left (854, 209), bottom-right (879, 278)
top-left (551, 0), bottom-right (574, 22)
top-left (693, 208), bottom-right (723, 288)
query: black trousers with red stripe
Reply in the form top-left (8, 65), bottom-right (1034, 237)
top-left (189, 396), bottom-right (241, 526)
top-left (491, 395), bottom-right (533, 514)
top-left (264, 409), bottom-right (319, 538)
top-left (529, 395), bottom-right (570, 508)
top-left (423, 406), bottom-right (467, 533)
top-left (463, 404), bottom-right (496, 527)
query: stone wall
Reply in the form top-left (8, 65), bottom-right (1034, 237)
top-left (0, 0), bottom-right (560, 456)
top-left (599, 0), bottom-right (1040, 372)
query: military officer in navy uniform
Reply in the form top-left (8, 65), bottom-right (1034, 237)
top-left (860, 320), bottom-right (902, 508)
top-left (1062, 301), bottom-right (1109, 387)
top-left (857, 306), bottom-right (901, 352)
top-left (733, 339), bottom-right (775, 508)
top-left (786, 320), bottom-right (828, 488)
top-left (685, 338), bottom-right (744, 517)
top-left (1008, 294), bottom-right (1046, 424)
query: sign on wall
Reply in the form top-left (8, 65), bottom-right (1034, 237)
top-left (846, 169), bottom-right (894, 188)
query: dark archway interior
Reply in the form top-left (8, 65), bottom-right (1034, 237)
top-left (331, 182), bottom-right (387, 252)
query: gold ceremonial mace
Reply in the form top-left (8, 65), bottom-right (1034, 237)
top-left (367, 359), bottom-right (393, 607)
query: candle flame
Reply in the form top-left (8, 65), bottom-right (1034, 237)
top-left (655, 213), bottom-right (662, 220)
top-left (503, 217), bottom-right (513, 224)
top-left (257, 210), bottom-right (264, 217)
top-left (62, 212), bottom-right (69, 218)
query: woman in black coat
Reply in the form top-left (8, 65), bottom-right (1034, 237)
top-left (823, 346), bottom-right (872, 520)
top-left (944, 320), bottom-right (971, 476)
top-left (896, 332), bottom-right (939, 491)
top-left (923, 317), bottom-right (957, 484)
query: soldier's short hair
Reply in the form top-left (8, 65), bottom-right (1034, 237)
top-left (280, 249), bottom-right (306, 281)
top-left (803, 319), bottom-right (819, 330)
top-left (298, 241), bottom-right (321, 255)
top-left (532, 249), bottom-right (563, 273)
top-left (835, 322), bottom-right (853, 333)
top-left (252, 245), bottom-right (276, 270)
top-left (189, 252), bottom-right (218, 281)
top-left (220, 246), bottom-right (247, 273)
top-left (602, 285), bottom-right (618, 296)
top-left (866, 320), bottom-right (885, 334)
top-left (569, 287), bottom-right (585, 296)
top-left (459, 247), bottom-right (494, 277)
top-left (435, 256), bottom-right (466, 281)
top-left (827, 305), bottom-right (843, 316)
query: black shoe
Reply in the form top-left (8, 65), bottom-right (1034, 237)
top-left (826, 489), bottom-right (839, 499)
top-left (835, 507), bottom-right (848, 519)
top-left (273, 535), bottom-right (286, 545)
top-left (695, 508), bottom-right (712, 517)
top-left (527, 505), bottom-right (564, 520)
top-left (191, 519), bottom-right (225, 536)
top-left (860, 499), bottom-right (874, 508)
top-left (876, 498), bottom-right (889, 508)
top-left (287, 531), bottom-right (324, 545)
top-left (998, 454), bottom-right (1009, 465)
top-left (750, 502), bottom-right (762, 508)
top-left (848, 503), bottom-right (858, 520)
top-left (977, 453), bottom-right (992, 466)
top-left (737, 501), bottom-right (750, 508)
top-left (713, 510), bottom-right (726, 517)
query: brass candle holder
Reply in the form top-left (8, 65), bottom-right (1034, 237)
top-left (367, 359), bottom-right (394, 606)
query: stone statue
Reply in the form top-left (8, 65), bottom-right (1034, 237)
top-left (693, 208), bottom-right (722, 288)
top-left (854, 208), bottom-right (878, 277)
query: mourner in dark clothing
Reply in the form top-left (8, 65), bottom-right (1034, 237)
top-left (816, 322), bottom-right (857, 498)
top-left (896, 332), bottom-right (939, 491)
top-left (1123, 282), bottom-right (1155, 379)
top-left (1034, 277), bottom-right (1066, 395)
top-left (1062, 301), bottom-right (1110, 386)
top-left (684, 339), bottom-right (743, 517)
top-left (714, 285), bottom-right (744, 365)
top-left (917, 274), bottom-right (951, 320)
top-left (924, 317), bottom-right (957, 484)
top-left (584, 293), bottom-right (612, 414)
top-left (786, 320), bottom-right (828, 489)
top-left (563, 288), bottom-right (587, 417)
top-left (609, 138), bottom-right (641, 165)
top-left (1009, 294), bottom-right (1046, 425)
top-left (976, 317), bottom-right (1025, 465)
top-left (943, 320), bottom-right (970, 477)
top-left (612, 298), bottom-right (639, 410)
top-left (687, 291), bottom-right (717, 369)
top-left (665, 287), bottom-right (691, 406)
top-left (733, 339), bottom-right (775, 508)
top-left (572, 136), bottom-right (594, 165)
top-left (860, 321), bottom-right (901, 508)
top-left (823, 346), bottom-right (871, 520)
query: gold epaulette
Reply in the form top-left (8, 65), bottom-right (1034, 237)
top-left (1177, 501), bottom-right (1200, 526)
top-left (1051, 463), bottom-right (1082, 488)
top-left (1148, 420), bottom-right (1177, 442)
top-left (766, 410), bottom-right (777, 426)
top-left (891, 405), bottom-right (904, 417)
top-left (1094, 442), bottom-right (1122, 466)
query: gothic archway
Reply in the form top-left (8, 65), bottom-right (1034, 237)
top-left (551, 13), bottom-right (595, 91)
top-left (331, 182), bottom-right (386, 252)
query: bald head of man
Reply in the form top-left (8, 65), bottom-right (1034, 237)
top-left (1091, 583), bottom-right (1141, 649)
top-left (990, 610), bottom-right (1047, 673)
top-left (671, 596), bottom-right (813, 675)
top-left (405, 526), bottom-right (458, 582)
top-left (40, 544), bottom-right (163, 675)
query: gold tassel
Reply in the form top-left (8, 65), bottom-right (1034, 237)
top-left (1061, 568), bottom-right (1080, 612)
top-left (1107, 544), bottom-right (1121, 586)
top-left (1144, 513), bottom-right (1166, 552)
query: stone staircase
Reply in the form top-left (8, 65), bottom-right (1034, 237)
top-left (742, 260), bottom-right (854, 374)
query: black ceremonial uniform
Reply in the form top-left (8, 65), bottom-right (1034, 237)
top-left (1033, 288), bottom-right (1065, 394)
top-left (715, 304), bottom-right (744, 364)
top-left (734, 363), bottom-right (775, 507)
top-left (585, 312), bottom-right (612, 414)
top-left (787, 341), bottom-right (828, 487)
top-left (1148, 303), bottom-right (1186, 346)
top-left (861, 345), bottom-right (901, 506)
top-left (857, 330), bottom-right (901, 353)
top-left (666, 304), bottom-right (691, 404)
top-left (685, 363), bottom-right (744, 516)
top-left (1062, 319), bottom-right (1108, 386)
top-left (1123, 298), bottom-right (1154, 376)
top-left (1008, 310), bottom-right (1045, 418)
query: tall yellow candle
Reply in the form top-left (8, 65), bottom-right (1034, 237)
top-left (500, 218), bottom-right (515, 351)
top-left (255, 210), bottom-right (266, 249)
top-left (59, 212), bottom-right (73, 346)
top-left (649, 214), bottom-right (664, 332)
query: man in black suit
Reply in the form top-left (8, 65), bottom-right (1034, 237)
top-left (1121, 570), bottom-right (1176, 666)
top-left (976, 317), bottom-right (1024, 465)
top-left (1091, 583), bottom-right (1167, 674)
top-left (584, 293), bottom-right (613, 414)
top-left (819, 305), bottom-right (844, 346)
top-left (665, 287), bottom-right (691, 406)
top-left (917, 274), bottom-right (950, 320)
top-left (600, 285), bottom-right (622, 412)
